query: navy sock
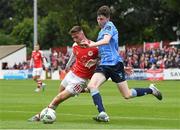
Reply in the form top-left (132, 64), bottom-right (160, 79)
top-left (134, 88), bottom-right (152, 96)
top-left (92, 93), bottom-right (105, 113)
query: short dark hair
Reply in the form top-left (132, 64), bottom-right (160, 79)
top-left (69, 26), bottom-right (82, 34)
top-left (97, 5), bottom-right (111, 18)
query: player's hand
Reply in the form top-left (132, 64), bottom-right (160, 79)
top-left (124, 66), bottom-right (134, 75)
top-left (64, 66), bottom-right (70, 72)
top-left (44, 64), bottom-right (49, 71)
top-left (63, 68), bottom-right (69, 73)
top-left (30, 65), bottom-right (33, 69)
top-left (80, 40), bottom-right (90, 48)
top-left (45, 67), bottom-right (48, 72)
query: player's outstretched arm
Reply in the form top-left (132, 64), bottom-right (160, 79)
top-left (29, 58), bottom-right (33, 68)
top-left (65, 52), bottom-right (75, 72)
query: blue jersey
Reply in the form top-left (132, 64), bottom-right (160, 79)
top-left (97, 21), bottom-right (123, 65)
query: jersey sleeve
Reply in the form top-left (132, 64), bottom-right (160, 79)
top-left (103, 22), bottom-right (114, 36)
top-left (39, 50), bottom-right (44, 58)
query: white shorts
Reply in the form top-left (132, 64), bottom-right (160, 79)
top-left (61, 71), bottom-right (88, 95)
top-left (32, 68), bottom-right (43, 77)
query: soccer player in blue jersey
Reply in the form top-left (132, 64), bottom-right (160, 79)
top-left (82, 5), bottom-right (162, 122)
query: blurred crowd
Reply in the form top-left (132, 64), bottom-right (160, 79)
top-left (122, 46), bottom-right (180, 69)
top-left (4, 46), bottom-right (180, 70)
top-left (50, 50), bottom-right (70, 71)
top-left (2, 61), bottom-right (29, 70)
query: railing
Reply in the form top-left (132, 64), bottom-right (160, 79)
top-left (0, 68), bottom-right (180, 80)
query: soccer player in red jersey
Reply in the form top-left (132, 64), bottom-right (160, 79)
top-left (30, 44), bottom-right (48, 92)
top-left (28, 26), bottom-right (99, 121)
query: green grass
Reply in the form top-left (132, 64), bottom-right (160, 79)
top-left (0, 79), bottom-right (180, 129)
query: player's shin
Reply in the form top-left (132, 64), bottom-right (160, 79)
top-left (90, 88), bottom-right (105, 113)
top-left (131, 88), bottom-right (152, 97)
top-left (48, 97), bottom-right (60, 110)
top-left (48, 91), bottom-right (72, 110)
top-left (37, 79), bottom-right (42, 88)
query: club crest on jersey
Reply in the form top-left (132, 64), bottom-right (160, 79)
top-left (88, 51), bottom-right (93, 56)
top-left (105, 25), bottom-right (111, 31)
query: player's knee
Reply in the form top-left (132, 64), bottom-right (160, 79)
top-left (59, 86), bottom-right (65, 93)
top-left (87, 84), bottom-right (98, 90)
top-left (123, 94), bottom-right (131, 99)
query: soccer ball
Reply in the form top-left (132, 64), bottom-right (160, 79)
top-left (40, 107), bottom-right (56, 124)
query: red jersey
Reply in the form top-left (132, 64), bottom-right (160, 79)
top-left (71, 45), bottom-right (98, 79)
top-left (31, 50), bottom-right (44, 68)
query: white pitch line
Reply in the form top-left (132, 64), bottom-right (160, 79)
top-left (1, 110), bottom-right (179, 121)
top-left (0, 128), bottom-right (180, 130)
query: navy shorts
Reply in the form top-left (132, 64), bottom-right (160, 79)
top-left (95, 62), bottom-right (126, 83)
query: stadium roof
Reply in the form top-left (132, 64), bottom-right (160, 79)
top-left (0, 45), bottom-right (26, 60)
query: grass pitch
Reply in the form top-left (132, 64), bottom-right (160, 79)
top-left (0, 79), bottom-right (180, 129)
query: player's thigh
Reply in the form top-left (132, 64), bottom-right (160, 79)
top-left (57, 89), bottom-right (73, 101)
top-left (60, 71), bottom-right (71, 88)
top-left (59, 85), bottom-right (65, 93)
top-left (61, 71), bottom-right (87, 95)
top-left (88, 72), bottom-right (106, 89)
top-left (117, 81), bottom-right (131, 97)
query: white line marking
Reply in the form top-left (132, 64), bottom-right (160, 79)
top-left (1, 110), bottom-right (179, 121)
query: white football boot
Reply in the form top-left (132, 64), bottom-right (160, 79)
top-left (149, 84), bottom-right (162, 100)
top-left (93, 111), bottom-right (110, 122)
top-left (28, 114), bottom-right (40, 122)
